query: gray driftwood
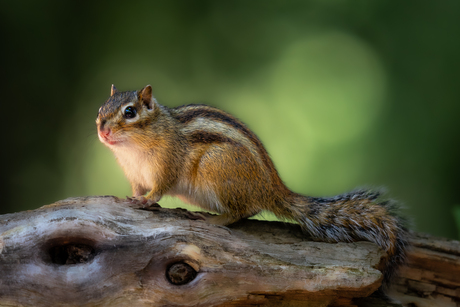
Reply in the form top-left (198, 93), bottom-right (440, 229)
top-left (0, 196), bottom-right (458, 307)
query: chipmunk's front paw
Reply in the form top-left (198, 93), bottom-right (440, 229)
top-left (126, 196), bottom-right (160, 209)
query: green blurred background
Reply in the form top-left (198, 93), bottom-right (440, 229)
top-left (1, 1), bottom-right (459, 239)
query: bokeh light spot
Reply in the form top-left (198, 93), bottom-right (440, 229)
top-left (270, 31), bottom-right (387, 146)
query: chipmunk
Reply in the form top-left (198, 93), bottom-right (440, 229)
top-left (96, 84), bottom-right (408, 287)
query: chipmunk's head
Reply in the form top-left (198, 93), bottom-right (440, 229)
top-left (96, 85), bottom-right (158, 148)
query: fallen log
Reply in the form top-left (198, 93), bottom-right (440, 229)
top-left (0, 196), bottom-right (458, 306)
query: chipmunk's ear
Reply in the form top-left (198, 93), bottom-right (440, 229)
top-left (111, 84), bottom-right (118, 96)
top-left (140, 85), bottom-right (154, 110)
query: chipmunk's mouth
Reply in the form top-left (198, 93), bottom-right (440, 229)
top-left (98, 132), bottom-right (122, 146)
top-left (103, 137), bottom-right (121, 146)
top-left (105, 139), bottom-right (119, 145)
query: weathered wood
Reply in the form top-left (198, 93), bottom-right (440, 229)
top-left (387, 233), bottom-right (460, 307)
top-left (0, 196), bottom-right (458, 306)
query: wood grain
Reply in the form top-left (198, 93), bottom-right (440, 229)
top-left (0, 196), bottom-right (458, 306)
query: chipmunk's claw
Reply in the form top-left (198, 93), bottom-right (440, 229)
top-left (126, 196), bottom-right (160, 209)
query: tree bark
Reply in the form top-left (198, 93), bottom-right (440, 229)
top-left (0, 196), bottom-right (458, 307)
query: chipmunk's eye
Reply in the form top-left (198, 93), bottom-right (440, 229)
top-left (124, 106), bottom-right (137, 119)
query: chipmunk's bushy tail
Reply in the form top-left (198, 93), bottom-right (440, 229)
top-left (278, 190), bottom-right (408, 288)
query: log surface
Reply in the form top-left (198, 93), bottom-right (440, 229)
top-left (388, 233), bottom-right (460, 307)
top-left (0, 196), bottom-right (458, 306)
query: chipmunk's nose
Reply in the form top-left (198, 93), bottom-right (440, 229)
top-left (99, 126), bottom-right (111, 138)
top-left (98, 121), bottom-right (111, 138)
